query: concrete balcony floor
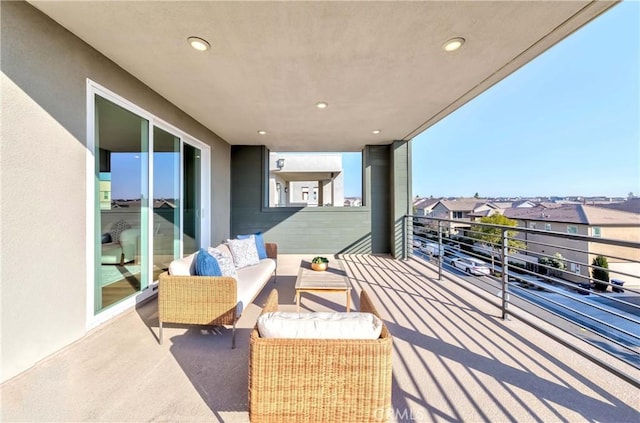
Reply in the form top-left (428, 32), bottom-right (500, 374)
top-left (2, 254), bottom-right (639, 422)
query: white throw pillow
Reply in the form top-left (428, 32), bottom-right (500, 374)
top-left (257, 312), bottom-right (383, 339)
top-left (207, 247), bottom-right (238, 279)
top-left (226, 237), bottom-right (260, 269)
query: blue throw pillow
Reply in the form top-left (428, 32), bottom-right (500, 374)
top-left (237, 232), bottom-right (267, 259)
top-left (194, 248), bottom-right (222, 276)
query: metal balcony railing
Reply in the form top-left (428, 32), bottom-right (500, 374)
top-left (405, 215), bottom-right (640, 386)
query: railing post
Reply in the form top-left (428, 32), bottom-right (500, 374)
top-left (404, 215), bottom-right (409, 260)
top-left (437, 221), bottom-right (443, 281)
top-left (501, 228), bottom-right (509, 320)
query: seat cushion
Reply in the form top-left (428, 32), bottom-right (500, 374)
top-left (257, 311), bottom-right (382, 339)
top-left (235, 258), bottom-right (276, 315)
top-left (101, 243), bottom-right (123, 264)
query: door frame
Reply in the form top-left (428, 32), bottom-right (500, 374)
top-left (85, 79), bottom-right (210, 329)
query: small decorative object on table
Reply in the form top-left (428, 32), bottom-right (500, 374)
top-left (311, 256), bottom-right (329, 271)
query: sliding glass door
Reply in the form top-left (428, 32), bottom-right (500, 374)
top-left (94, 96), bottom-right (149, 311)
top-left (92, 91), bottom-right (206, 314)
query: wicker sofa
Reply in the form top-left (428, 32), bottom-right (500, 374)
top-left (157, 242), bottom-right (277, 347)
top-left (249, 288), bottom-right (393, 423)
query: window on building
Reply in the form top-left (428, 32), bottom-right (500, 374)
top-left (529, 222), bottom-right (536, 229)
top-left (567, 225), bottom-right (578, 234)
top-left (592, 227), bottom-right (602, 237)
top-left (453, 211), bottom-right (464, 218)
top-left (544, 223), bottom-right (551, 231)
top-left (302, 187), bottom-right (309, 201)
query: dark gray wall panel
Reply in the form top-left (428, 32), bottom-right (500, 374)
top-left (391, 140), bottom-right (412, 259)
top-left (368, 145), bottom-right (391, 254)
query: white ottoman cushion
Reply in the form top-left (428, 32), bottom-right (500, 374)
top-left (258, 311), bottom-right (382, 339)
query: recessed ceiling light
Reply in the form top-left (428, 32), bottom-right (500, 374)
top-left (257, 130), bottom-right (267, 135)
top-left (187, 36), bottom-right (210, 51)
top-left (372, 129), bottom-right (381, 134)
top-left (315, 101), bottom-right (328, 109)
top-left (442, 37), bottom-right (465, 52)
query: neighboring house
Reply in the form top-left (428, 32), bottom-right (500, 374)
top-left (593, 197), bottom-right (640, 215)
top-left (431, 198), bottom-right (489, 234)
top-left (413, 197), bottom-right (440, 216)
top-left (429, 199), bottom-right (501, 234)
top-left (504, 205), bottom-right (640, 285)
top-left (269, 154), bottom-right (344, 207)
top-left (344, 197), bottom-right (363, 207)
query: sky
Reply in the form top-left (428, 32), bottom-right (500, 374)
top-left (409, 0), bottom-right (640, 199)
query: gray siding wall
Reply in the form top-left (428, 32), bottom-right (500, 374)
top-left (391, 141), bottom-right (412, 259)
top-left (231, 144), bottom-right (411, 255)
top-left (1, 1), bottom-right (230, 382)
top-left (368, 145), bottom-right (391, 254)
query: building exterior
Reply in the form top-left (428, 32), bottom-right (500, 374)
top-left (268, 153), bottom-right (344, 207)
top-left (504, 205), bottom-right (640, 285)
top-left (413, 197), bottom-right (440, 216)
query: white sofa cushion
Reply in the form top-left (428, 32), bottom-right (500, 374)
top-left (236, 258), bottom-right (276, 315)
top-left (257, 311), bottom-right (382, 340)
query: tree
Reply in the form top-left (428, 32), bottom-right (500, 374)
top-left (592, 255), bottom-right (610, 291)
top-left (469, 214), bottom-right (525, 271)
top-left (474, 192), bottom-right (480, 199)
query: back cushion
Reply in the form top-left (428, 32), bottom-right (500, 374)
top-left (168, 253), bottom-right (197, 276)
top-left (194, 248), bottom-right (222, 276)
top-left (226, 237), bottom-right (260, 269)
top-left (208, 247), bottom-right (238, 279)
top-left (237, 232), bottom-right (267, 259)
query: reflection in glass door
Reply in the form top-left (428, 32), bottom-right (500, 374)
top-left (153, 127), bottom-right (181, 278)
top-left (94, 96), bottom-right (149, 312)
top-left (183, 144), bottom-right (201, 255)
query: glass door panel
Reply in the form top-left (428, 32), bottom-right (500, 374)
top-left (153, 127), bottom-right (181, 279)
top-left (94, 95), bottom-right (149, 312)
top-left (183, 144), bottom-right (201, 255)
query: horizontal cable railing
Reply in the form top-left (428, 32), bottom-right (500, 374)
top-left (406, 214), bottom-right (640, 387)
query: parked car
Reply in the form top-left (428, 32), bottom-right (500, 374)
top-left (451, 257), bottom-right (491, 276)
top-left (421, 242), bottom-right (443, 257)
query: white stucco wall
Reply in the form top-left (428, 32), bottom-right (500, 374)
top-left (0, 1), bottom-right (231, 382)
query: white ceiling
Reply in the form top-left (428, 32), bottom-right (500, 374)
top-left (29, 1), bottom-right (618, 152)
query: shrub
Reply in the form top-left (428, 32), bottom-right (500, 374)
top-left (592, 255), bottom-right (610, 291)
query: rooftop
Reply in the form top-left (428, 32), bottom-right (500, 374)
top-left (2, 254), bottom-right (638, 422)
top-left (504, 204), bottom-right (640, 225)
